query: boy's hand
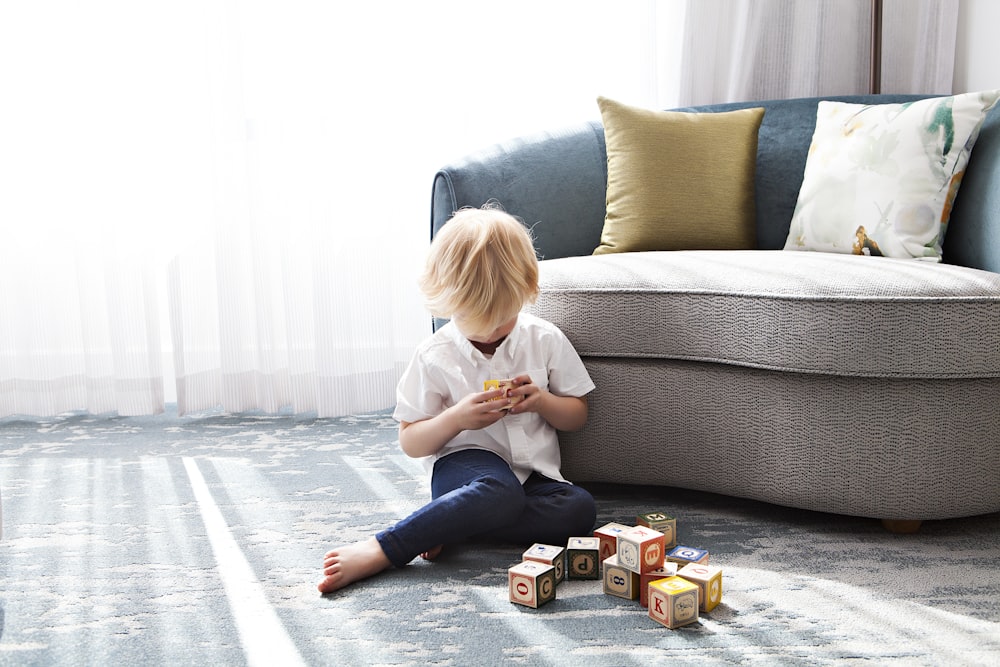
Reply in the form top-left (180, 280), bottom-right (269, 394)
top-left (399, 387), bottom-right (509, 459)
top-left (505, 374), bottom-right (589, 432)
top-left (452, 387), bottom-right (510, 430)
top-left (506, 375), bottom-right (541, 415)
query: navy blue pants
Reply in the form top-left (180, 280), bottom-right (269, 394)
top-left (376, 449), bottom-right (597, 568)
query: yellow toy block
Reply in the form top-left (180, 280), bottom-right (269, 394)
top-left (565, 536), bottom-right (601, 579)
top-left (637, 511), bottom-right (677, 549)
top-left (484, 379), bottom-right (522, 409)
top-left (593, 522), bottom-right (630, 561)
top-left (523, 543), bottom-right (566, 584)
top-left (508, 560), bottom-right (556, 608)
top-left (617, 525), bottom-right (666, 575)
top-left (648, 576), bottom-right (700, 629)
top-left (639, 562), bottom-right (678, 608)
top-left (602, 554), bottom-right (640, 600)
top-left (678, 563), bottom-right (723, 612)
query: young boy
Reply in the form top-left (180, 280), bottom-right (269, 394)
top-left (318, 205), bottom-right (596, 594)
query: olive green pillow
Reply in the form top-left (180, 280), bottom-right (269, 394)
top-left (594, 96), bottom-right (765, 255)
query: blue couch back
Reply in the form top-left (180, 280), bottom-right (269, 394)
top-left (431, 94), bottom-right (1000, 272)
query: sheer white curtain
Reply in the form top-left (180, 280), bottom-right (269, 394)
top-left (0, 3), bottom-right (178, 417)
top-left (677, 0), bottom-right (959, 105)
top-left (0, 1), bottom-right (674, 419)
top-left (881, 0), bottom-right (961, 94)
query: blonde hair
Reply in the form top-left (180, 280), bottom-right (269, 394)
top-left (420, 204), bottom-right (539, 336)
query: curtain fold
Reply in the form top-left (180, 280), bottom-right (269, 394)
top-left (0, 248), bottom-right (165, 417)
top-left (881, 0), bottom-right (960, 94)
top-left (678, 0), bottom-right (959, 106)
top-left (1, 1), bottom-right (201, 418)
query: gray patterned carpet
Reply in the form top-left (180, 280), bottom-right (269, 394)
top-left (0, 408), bottom-right (998, 666)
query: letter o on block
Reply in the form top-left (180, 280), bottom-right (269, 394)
top-left (508, 561), bottom-right (556, 609)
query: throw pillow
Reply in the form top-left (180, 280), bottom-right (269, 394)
top-left (783, 90), bottom-right (1000, 261)
top-left (594, 96), bottom-right (765, 255)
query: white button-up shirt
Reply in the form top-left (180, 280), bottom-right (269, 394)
top-left (393, 313), bottom-right (595, 484)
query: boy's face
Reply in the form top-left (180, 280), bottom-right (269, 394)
top-left (454, 313), bottom-right (518, 345)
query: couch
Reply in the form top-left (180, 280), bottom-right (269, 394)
top-left (429, 94), bottom-right (1000, 531)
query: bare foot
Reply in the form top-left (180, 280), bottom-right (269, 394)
top-left (317, 536), bottom-right (392, 594)
top-left (421, 545), bottom-right (443, 561)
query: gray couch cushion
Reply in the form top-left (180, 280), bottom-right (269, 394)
top-left (529, 250), bottom-right (1000, 379)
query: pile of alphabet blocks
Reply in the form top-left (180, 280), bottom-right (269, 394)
top-left (507, 511), bottom-right (723, 629)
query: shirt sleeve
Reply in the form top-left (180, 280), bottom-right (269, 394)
top-left (392, 349), bottom-right (446, 424)
top-left (545, 325), bottom-right (596, 398)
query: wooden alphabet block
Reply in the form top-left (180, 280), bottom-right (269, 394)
top-left (508, 560), bottom-right (556, 608)
top-left (677, 563), bottom-right (723, 612)
top-left (666, 545), bottom-right (709, 568)
top-left (602, 554), bottom-right (640, 600)
top-left (639, 562), bottom-right (678, 608)
top-left (523, 543), bottom-right (566, 584)
top-left (648, 576), bottom-right (700, 629)
top-left (617, 525), bottom-right (666, 575)
top-left (593, 522), bottom-right (630, 561)
top-left (484, 379), bottom-right (522, 409)
top-left (637, 511), bottom-right (677, 549)
top-left (565, 537), bottom-right (601, 579)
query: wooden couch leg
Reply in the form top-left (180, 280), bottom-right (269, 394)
top-left (881, 519), bottom-right (922, 533)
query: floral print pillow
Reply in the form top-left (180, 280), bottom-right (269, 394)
top-left (784, 90), bottom-right (1000, 261)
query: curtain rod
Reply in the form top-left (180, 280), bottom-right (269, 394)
top-left (870, 0), bottom-right (883, 94)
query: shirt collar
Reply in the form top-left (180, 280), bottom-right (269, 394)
top-left (445, 314), bottom-right (523, 363)
top-left (499, 316), bottom-right (522, 360)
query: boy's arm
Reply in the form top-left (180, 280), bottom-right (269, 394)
top-left (398, 387), bottom-right (508, 458)
top-left (507, 376), bottom-right (589, 432)
top-left (531, 391), bottom-right (589, 432)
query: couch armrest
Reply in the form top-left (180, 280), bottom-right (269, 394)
top-left (430, 122), bottom-right (609, 260)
